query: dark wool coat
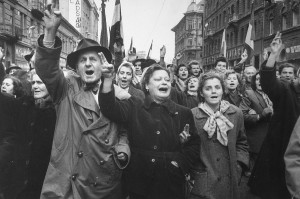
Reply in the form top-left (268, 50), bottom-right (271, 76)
top-left (0, 93), bottom-right (18, 198)
top-left (223, 90), bottom-right (243, 107)
top-left (190, 105), bottom-right (249, 199)
top-left (128, 85), bottom-right (145, 101)
top-left (248, 62), bottom-right (300, 199)
top-left (16, 106), bottom-right (56, 199)
top-left (99, 91), bottom-right (200, 199)
top-left (239, 89), bottom-right (270, 153)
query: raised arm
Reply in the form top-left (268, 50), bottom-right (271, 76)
top-left (35, 3), bottom-right (67, 104)
top-left (99, 53), bottom-right (133, 123)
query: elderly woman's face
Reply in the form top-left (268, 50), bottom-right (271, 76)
top-left (187, 77), bottom-right (199, 92)
top-left (1, 78), bottom-right (14, 95)
top-left (178, 66), bottom-right (188, 80)
top-left (32, 74), bottom-right (49, 99)
top-left (77, 50), bottom-right (103, 84)
top-left (118, 66), bottom-right (133, 89)
top-left (146, 70), bottom-right (171, 103)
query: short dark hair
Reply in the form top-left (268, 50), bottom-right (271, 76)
top-left (278, 63), bottom-right (296, 75)
top-left (251, 72), bottom-right (260, 91)
top-left (214, 57), bottom-right (228, 68)
top-left (198, 72), bottom-right (225, 102)
top-left (224, 70), bottom-right (242, 85)
top-left (185, 76), bottom-right (200, 92)
top-left (141, 64), bottom-right (170, 94)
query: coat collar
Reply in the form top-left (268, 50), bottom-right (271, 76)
top-left (74, 88), bottom-right (100, 116)
top-left (143, 95), bottom-right (177, 115)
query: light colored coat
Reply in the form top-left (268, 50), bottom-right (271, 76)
top-left (35, 36), bottom-right (130, 199)
top-left (190, 105), bottom-right (249, 199)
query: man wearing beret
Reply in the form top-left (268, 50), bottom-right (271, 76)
top-left (35, 4), bottom-right (130, 199)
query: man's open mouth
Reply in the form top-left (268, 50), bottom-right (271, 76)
top-left (85, 70), bottom-right (94, 75)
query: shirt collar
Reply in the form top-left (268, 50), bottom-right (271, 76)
top-left (143, 95), bottom-right (177, 115)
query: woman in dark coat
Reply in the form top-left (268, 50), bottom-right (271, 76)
top-left (190, 73), bottom-right (249, 199)
top-left (239, 72), bottom-right (273, 172)
top-left (15, 70), bottom-right (56, 199)
top-left (100, 63), bottom-right (200, 199)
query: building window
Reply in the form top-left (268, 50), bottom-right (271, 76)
top-left (223, 11), bottom-right (226, 24)
top-left (269, 13), bottom-right (274, 35)
top-left (216, 16), bottom-right (219, 29)
top-left (231, 4), bottom-right (235, 15)
top-left (240, 28), bottom-right (244, 44)
top-left (236, 0), bottom-right (240, 15)
top-left (188, 38), bottom-right (193, 46)
top-left (187, 20), bottom-right (193, 30)
top-left (241, 0), bottom-right (244, 13)
top-left (193, 19), bottom-right (197, 29)
top-left (292, 10), bottom-right (299, 26)
top-left (282, 15), bottom-right (287, 30)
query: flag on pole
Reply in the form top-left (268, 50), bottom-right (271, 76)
top-left (221, 29), bottom-right (227, 57)
top-left (109, 0), bottom-right (124, 56)
top-left (147, 40), bottom-right (153, 59)
top-left (244, 0), bottom-right (255, 61)
top-left (100, 0), bottom-right (108, 48)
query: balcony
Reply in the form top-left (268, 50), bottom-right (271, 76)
top-left (0, 23), bottom-right (22, 42)
top-left (204, 29), bottom-right (215, 41)
top-left (228, 14), bottom-right (239, 28)
top-left (31, 0), bottom-right (47, 21)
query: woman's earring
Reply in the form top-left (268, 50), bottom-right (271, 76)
top-left (146, 88), bottom-right (149, 93)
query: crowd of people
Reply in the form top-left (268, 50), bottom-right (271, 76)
top-left (1, 6), bottom-right (300, 199)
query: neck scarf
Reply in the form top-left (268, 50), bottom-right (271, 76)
top-left (199, 100), bottom-right (234, 146)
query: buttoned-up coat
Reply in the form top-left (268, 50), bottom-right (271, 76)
top-left (99, 90), bottom-right (200, 199)
top-left (190, 105), bottom-right (249, 199)
top-left (35, 35), bottom-right (130, 199)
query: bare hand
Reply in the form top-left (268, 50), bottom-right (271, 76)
top-left (132, 76), bottom-right (140, 86)
top-left (241, 49), bottom-right (248, 62)
top-left (270, 32), bottom-right (282, 56)
top-left (248, 109), bottom-right (257, 115)
top-left (117, 152), bottom-right (127, 162)
top-left (99, 52), bottom-right (114, 78)
top-left (171, 161), bottom-right (179, 168)
top-left (176, 53), bottom-right (183, 60)
top-left (180, 124), bottom-right (191, 143)
top-left (160, 45), bottom-right (166, 57)
top-left (263, 49), bottom-right (269, 61)
top-left (43, 0), bottom-right (61, 37)
top-left (0, 47), bottom-right (4, 61)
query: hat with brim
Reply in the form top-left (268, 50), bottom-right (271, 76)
top-left (67, 38), bottom-right (112, 69)
top-left (6, 65), bottom-right (21, 74)
top-left (132, 58), bottom-right (146, 67)
top-left (24, 50), bottom-right (35, 62)
top-left (142, 59), bottom-right (157, 70)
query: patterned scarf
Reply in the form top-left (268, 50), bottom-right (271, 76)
top-left (199, 100), bottom-right (234, 146)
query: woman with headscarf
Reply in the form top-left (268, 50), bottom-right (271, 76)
top-left (99, 63), bottom-right (200, 199)
top-left (189, 73), bottom-right (249, 199)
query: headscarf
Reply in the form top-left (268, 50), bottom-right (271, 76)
top-left (198, 100), bottom-right (234, 146)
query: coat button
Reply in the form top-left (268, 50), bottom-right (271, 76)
top-left (77, 151), bottom-right (83, 158)
top-left (153, 145), bottom-right (157, 150)
top-left (100, 160), bottom-right (104, 165)
top-left (71, 174), bottom-right (77, 181)
top-left (30, 122), bottom-right (35, 127)
top-left (156, 131), bottom-right (160, 135)
top-left (151, 158), bottom-right (156, 163)
top-left (216, 158), bottom-right (220, 161)
top-left (213, 139), bottom-right (217, 143)
top-left (105, 139), bottom-right (109, 144)
top-left (26, 160), bottom-right (30, 166)
top-left (93, 182), bottom-right (97, 187)
top-left (217, 177), bottom-right (221, 181)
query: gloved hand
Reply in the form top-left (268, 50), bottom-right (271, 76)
top-left (259, 107), bottom-right (273, 121)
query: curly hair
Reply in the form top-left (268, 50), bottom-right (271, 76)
top-left (3, 75), bottom-right (24, 98)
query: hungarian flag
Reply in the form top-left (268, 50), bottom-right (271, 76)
top-left (109, 0), bottom-right (124, 56)
top-left (221, 29), bottom-right (227, 57)
top-left (244, 0), bottom-right (255, 61)
top-left (100, 0), bottom-right (108, 48)
top-left (147, 40), bottom-right (153, 59)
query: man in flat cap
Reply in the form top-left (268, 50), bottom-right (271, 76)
top-left (35, 4), bottom-right (130, 199)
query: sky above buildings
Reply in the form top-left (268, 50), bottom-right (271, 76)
top-left (96, 0), bottom-right (193, 63)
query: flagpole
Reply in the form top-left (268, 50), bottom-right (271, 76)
top-left (100, 0), bottom-right (108, 48)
